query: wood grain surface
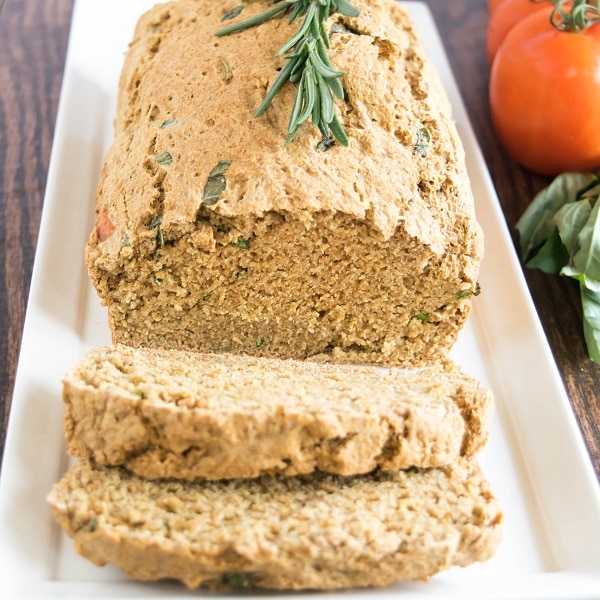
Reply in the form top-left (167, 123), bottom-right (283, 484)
top-left (0, 0), bottom-right (598, 481)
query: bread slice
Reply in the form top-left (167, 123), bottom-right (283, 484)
top-left (48, 458), bottom-right (502, 590)
top-left (85, 0), bottom-right (483, 367)
top-left (63, 345), bottom-right (493, 481)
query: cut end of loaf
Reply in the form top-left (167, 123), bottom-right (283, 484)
top-left (84, 0), bottom-right (483, 367)
top-left (86, 211), bottom-right (480, 366)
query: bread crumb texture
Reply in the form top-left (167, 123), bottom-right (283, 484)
top-left (85, 0), bottom-right (484, 366)
top-left (47, 459), bottom-right (502, 590)
top-left (63, 345), bottom-right (493, 480)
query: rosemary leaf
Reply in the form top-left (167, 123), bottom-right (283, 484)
top-left (254, 59), bottom-right (296, 118)
top-left (334, 0), bottom-right (360, 17)
top-left (320, 19), bottom-right (330, 48)
top-left (288, 72), bottom-right (307, 135)
top-left (316, 71), bottom-right (335, 123)
top-left (311, 78), bottom-right (322, 126)
top-left (310, 42), bottom-right (344, 79)
top-left (298, 65), bottom-right (317, 124)
top-left (278, 4), bottom-right (317, 55)
top-left (288, 1), bottom-right (305, 24)
top-left (328, 113), bottom-right (348, 147)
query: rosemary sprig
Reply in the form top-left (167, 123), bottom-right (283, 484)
top-left (216, 0), bottom-right (360, 146)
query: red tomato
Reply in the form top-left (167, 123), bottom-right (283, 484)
top-left (490, 9), bottom-right (600, 176)
top-left (487, 0), bottom-right (552, 64)
top-left (95, 211), bottom-right (116, 242)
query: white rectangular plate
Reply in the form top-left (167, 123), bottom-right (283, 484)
top-left (1, 1), bottom-right (599, 598)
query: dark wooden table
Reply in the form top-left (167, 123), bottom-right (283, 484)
top-left (0, 0), bottom-right (598, 481)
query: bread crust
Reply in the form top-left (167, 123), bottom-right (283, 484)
top-left (47, 459), bottom-right (502, 590)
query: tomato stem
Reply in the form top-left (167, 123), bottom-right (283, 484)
top-left (549, 0), bottom-right (600, 32)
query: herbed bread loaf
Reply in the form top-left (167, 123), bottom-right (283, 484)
top-left (63, 345), bottom-right (493, 481)
top-left (47, 458), bottom-right (502, 590)
top-left (49, 1), bottom-right (502, 590)
top-left (85, 0), bottom-right (483, 366)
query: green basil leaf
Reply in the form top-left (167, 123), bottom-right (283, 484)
top-left (581, 285), bottom-right (600, 363)
top-left (155, 151), bottom-right (173, 166)
top-left (209, 160), bottom-right (232, 177)
top-left (160, 119), bottom-right (178, 129)
top-left (561, 200), bottom-right (600, 292)
top-left (222, 6), bottom-right (244, 22)
top-left (576, 177), bottom-right (600, 201)
top-left (203, 161), bottom-right (232, 206)
top-left (414, 128), bottom-right (431, 158)
top-left (525, 228), bottom-right (569, 275)
top-left (554, 198), bottom-right (593, 255)
top-left (516, 172), bottom-right (597, 261)
top-left (203, 176), bottom-right (226, 206)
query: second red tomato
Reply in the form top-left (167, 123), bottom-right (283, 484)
top-left (490, 10), bottom-right (600, 175)
top-left (487, 0), bottom-right (553, 63)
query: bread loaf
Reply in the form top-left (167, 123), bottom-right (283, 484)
top-left (48, 1), bottom-right (501, 590)
top-left (63, 345), bottom-right (493, 480)
top-left (85, 0), bottom-right (483, 366)
top-left (48, 458), bottom-right (502, 590)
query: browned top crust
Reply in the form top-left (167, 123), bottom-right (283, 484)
top-left (94, 0), bottom-right (481, 260)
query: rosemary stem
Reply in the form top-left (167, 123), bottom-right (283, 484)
top-left (215, 3), bottom-right (289, 37)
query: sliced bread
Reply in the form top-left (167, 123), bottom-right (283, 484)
top-left (63, 345), bottom-right (493, 480)
top-left (48, 458), bottom-right (502, 590)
